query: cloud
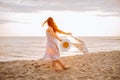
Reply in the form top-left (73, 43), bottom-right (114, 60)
top-left (0, 0), bottom-right (37, 12)
top-left (97, 13), bottom-right (120, 17)
top-left (0, 19), bottom-right (28, 24)
top-left (0, 0), bottom-right (120, 14)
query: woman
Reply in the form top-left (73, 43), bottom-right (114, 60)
top-left (42, 17), bottom-right (71, 71)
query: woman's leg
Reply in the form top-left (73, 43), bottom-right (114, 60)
top-left (52, 59), bottom-right (69, 71)
top-left (52, 61), bottom-right (58, 71)
top-left (55, 59), bottom-right (68, 69)
top-left (51, 59), bottom-right (65, 70)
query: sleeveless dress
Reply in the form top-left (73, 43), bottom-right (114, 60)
top-left (43, 31), bottom-right (60, 61)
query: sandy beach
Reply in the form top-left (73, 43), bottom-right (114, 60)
top-left (0, 51), bottom-right (120, 80)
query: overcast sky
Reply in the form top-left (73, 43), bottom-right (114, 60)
top-left (0, 0), bottom-right (120, 12)
top-left (0, 0), bottom-right (120, 36)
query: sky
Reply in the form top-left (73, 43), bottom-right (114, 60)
top-left (0, 0), bottom-right (120, 36)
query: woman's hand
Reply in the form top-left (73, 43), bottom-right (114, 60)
top-left (66, 32), bottom-right (72, 35)
top-left (59, 39), bottom-right (62, 42)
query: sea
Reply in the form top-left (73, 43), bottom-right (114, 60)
top-left (0, 36), bottom-right (120, 62)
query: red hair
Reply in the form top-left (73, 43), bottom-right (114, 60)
top-left (42, 17), bottom-right (61, 33)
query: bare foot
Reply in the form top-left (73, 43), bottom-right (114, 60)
top-left (63, 66), bottom-right (70, 70)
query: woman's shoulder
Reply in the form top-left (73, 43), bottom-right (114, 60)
top-left (47, 27), bottom-right (53, 32)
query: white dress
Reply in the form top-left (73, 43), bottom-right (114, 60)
top-left (43, 31), bottom-right (60, 61)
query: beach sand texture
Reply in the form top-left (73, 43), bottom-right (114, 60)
top-left (0, 51), bottom-right (120, 80)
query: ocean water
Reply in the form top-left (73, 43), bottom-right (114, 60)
top-left (0, 37), bottom-right (120, 62)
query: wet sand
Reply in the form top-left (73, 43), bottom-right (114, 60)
top-left (0, 51), bottom-right (120, 80)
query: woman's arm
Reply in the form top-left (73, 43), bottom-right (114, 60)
top-left (57, 28), bottom-right (71, 35)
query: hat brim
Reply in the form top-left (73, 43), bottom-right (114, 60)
top-left (60, 39), bottom-right (71, 51)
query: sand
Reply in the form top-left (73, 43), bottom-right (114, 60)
top-left (0, 51), bottom-right (120, 80)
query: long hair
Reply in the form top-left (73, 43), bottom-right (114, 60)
top-left (42, 17), bottom-right (60, 33)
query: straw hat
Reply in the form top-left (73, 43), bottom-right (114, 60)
top-left (60, 39), bottom-right (71, 51)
